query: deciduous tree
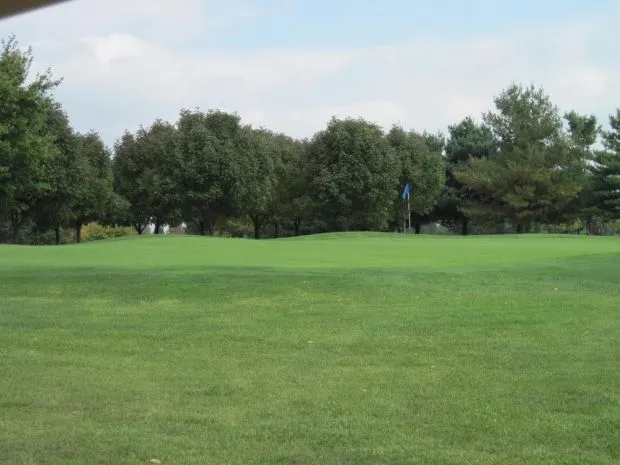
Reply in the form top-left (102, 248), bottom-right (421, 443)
top-left (32, 102), bottom-right (75, 244)
top-left (175, 109), bottom-right (243, 235)
top-left (135, 120), bottom-right (180, 233)
top-left (238, 127), bottom-right (279, 239)
top-left (386, 126), bottom-right (445, 233)
top-left (112, 131), bottom-right (151, 234)
top-left (306, 117), bottom-right (399, 231)
top-left (0, 36), bottom-right (61, 242)
top-left (68, 132), bottom-right (114, 243)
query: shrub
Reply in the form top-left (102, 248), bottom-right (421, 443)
top-left (81, 222), bottom-right (136, 241)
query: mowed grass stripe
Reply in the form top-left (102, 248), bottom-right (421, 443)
top-left (1, 233), bottom-right (619, 271)
top-left (1, 234), bottom-right (619, 464)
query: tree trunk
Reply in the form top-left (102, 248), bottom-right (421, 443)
top-left (294, 218), bottom-right (301, 236)
top-left (414, 224), bottom-right (421, 234)
top-left (516, 223), bottom-right (523, 234)
top-left (252, 217), bottom-right (261, 239)
top-left (207, 220), bottom-right (216, 236)
top-left (75, 222), bottom-right (82, 243)
top-left (274, 221), bottom-right (279, 238)
top-left (461, 218), bottom-right (469, 236)
top-left (54, 226), bottom-right (61, 245)
top-left (199, 220), bottom-right (205, 236)
top-left (154, 219), bottom-right (161, 234)
top-left (10, 211), bottom-right (20, 244)
top-left (134, 224), bottom-right (144, 235)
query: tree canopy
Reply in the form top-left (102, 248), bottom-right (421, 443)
top-left (2, 36), bottom-right (620, 243)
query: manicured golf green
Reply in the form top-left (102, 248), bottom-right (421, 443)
top-left (1, 233), bottom-right (619, 464)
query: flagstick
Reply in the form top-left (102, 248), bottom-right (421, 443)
top-left (401, 183), bottom-right (411, 234)
top-left (407, 196), bottom-right (411, 233)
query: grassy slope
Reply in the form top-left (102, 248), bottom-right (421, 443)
top-left (1, 234), bottom-right (619, 465)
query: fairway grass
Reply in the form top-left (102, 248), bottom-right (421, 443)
top-left (1, 234), bottom-right (619, 464)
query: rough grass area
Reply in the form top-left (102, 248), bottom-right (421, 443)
top-left (1, 234), bottom-right (619, 464)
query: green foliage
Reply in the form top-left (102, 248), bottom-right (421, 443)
top-left (607, 219), bottom-right (620, 234)
top-left (2, 34), bottom-right (620, 242)
top-left (485, 83), bottom-right (563, 149)
top-left (68, 131), bottom-right (115, 242)
top-left (601, 109), bottom-right (620, 153)
top-left (421, 131), bottom-right (446, 153)
top-left (112, 120), bottom-right (180, 236)
top-left (238, 127), bottom-right (282, 238)
top-left (560, 111), bottom-right (600, 225)
top-left (271, 138), bottom-right (313, 235)
top-left (578, 111), bottom-right (620, 225)
top-left (453, 84), bottom-right (586, 231)
top-left (112, 132), bottom-right (151, 234)
top-left (174, 109), bottom-right (245, 235)
top-left (444, 116), bottom-right (496, 165)
top-left (586, 153), bottom-right (620, 222)
top-left (0, 36), bottom-right (61, 242)
top-left (135, 120), bottom-right (180, 233)
top-left (433, 117), bottom-right (496, 234)
top-left (305, 117), bottom-right (399, 231)
top-left (80, 222), bottom-right (136, 242)
top-left (264, 132), bottom-right (305, 236)
top-left (30, 102), bottom-right (76, 243)
top-left (565, 110), bottom-right (599, 149)
top-left (386, 126), bottom-right (445, 221)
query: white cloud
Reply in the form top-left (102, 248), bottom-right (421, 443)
top-left (3, 0), bottom-right (619, 147)
top-left (82, 33), bottom-right (150, 66)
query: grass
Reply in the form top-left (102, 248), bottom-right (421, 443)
top-left (1, 233), bottom-right (619, 464)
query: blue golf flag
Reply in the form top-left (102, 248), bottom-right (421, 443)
top-left (401, 183), bottom-right (411, 200)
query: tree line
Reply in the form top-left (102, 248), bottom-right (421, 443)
top-left (1, 36), bottom-right (619, 244)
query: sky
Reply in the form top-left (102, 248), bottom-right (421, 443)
top-left (1, 0), bottom-right (619, 148)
